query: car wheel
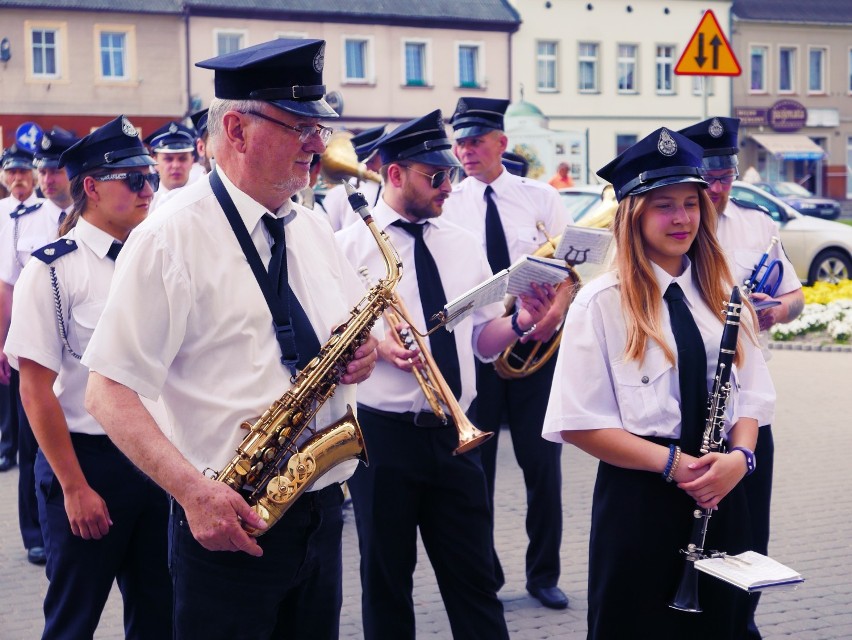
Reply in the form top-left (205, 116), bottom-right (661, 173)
top-left (807, 249), bottom-right (852, 285)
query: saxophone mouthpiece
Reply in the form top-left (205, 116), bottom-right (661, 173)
top-left (344, 181), bottom-right (371, 222)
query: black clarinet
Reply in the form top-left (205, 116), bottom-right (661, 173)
top-left (669, 285), bottom-right (743, 613)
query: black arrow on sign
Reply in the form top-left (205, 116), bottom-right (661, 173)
top-left (694, 33), bottom-right (707, 67)
top-left (710, 34), bottom-right (722, 69)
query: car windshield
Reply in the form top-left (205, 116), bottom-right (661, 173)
top-left (773, 182), bottom-right (813, 197)
top-left (560, 192), bottom-right (601, 221)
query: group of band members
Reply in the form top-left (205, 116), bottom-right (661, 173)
top-left (0, 34), bottom-right (803, 640)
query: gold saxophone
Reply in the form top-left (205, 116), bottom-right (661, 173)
top-left (214, 183), bottom-right (402, 536)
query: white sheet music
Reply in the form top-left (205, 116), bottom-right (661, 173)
top-left (554, 225), bottom-right (613, 265)
top-left (506, 256), bottom-right (573, 296)
top-left (442, 271), bottom-right (509, 331)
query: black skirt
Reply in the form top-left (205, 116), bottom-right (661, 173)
top-left (587, 441), bottom-right (754, 640)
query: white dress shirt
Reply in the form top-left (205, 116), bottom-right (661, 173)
top-left (83, 169), bottom-right (367, 485)
top-left (6, 217), bottom-right (168, 436)
top-left (335, 198), bottom-right (504, 415)
top-left (717, 199), bottom-right (801, 297)
top-left (0, 192), bottom-right (42, 237)
top-left (0, 198), bottom-right (67, 285)
top-left (542, 259), bottom-right (776, 442)
top-left (321, 179), bottom-right (382, 231)
top-left (441, 168), bottom-right (572, 267)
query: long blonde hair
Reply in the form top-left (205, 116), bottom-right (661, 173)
top-left (612, 184), bottom-right (753, 366)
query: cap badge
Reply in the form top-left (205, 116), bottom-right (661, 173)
top-left (456, 100), bottom-right (468, 114)
top-left (436, 115), bottom-right (444, 129)
top-left (168, 123), bottom-right (178, 134)
top-left (313, 44), bottom-right (325, 73)
top-left (657, 129), bottom-right (677, 157)
top-left (121, 116), bottom-right (138, 137)
top-left (41, 136), bottom-right (52, 150)
top-left (709, 118), bottom-right (724, 138)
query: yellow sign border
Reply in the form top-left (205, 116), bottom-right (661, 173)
top-left (675, 9), bottom-right (741, 77)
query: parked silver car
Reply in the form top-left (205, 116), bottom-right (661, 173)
top-left (730, 181), bottom-right (852, 285)
top-left (752, 181), bottom-right (841, 220)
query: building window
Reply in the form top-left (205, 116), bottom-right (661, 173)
top-left (457, 43), bottom-right (482, 88)
top-left (537, 41), bottom-right (558, 92)
top-left (617, 44), bottom-right (638, 93)
top-left (31, 28), bottom-right (58, 77)
top-left (692, 76), bottom-right (714, 96)
top-left (344, 37), bottom-right (371, 83)
top-left (216, 31), bottom-right (245, 55)
top-left (809, 47), bottom-right (827, 94)
top-left (578, 42), bottom-right (599, 93)
top-left (404, 41), bottom-right (429, 86)
top-left (616, 134), bottom-right (638, 157)
top-left (779, 46), bottom-right (796, 93)
top-left (655, 45), bottom-right (675, 94)
top-left (99, 31), bottom-right (127, 79)
top-left (275, 32), bottom-right (308, 40)
top-left (848, 48), bottom-right (852, 93)
top-left (750, 45), bottom-right (768, 93)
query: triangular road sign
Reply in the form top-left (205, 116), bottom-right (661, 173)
top-left (675, 9), bottom-right (741, 76)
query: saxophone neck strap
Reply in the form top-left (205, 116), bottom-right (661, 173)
top-left (208, 169), bottom-right (300, 374)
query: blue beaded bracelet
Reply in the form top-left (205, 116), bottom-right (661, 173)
top-left (662, 444), bottom-right (677, 480)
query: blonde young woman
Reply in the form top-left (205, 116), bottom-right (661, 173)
top-left (542, 128), bottom-right (775, 639)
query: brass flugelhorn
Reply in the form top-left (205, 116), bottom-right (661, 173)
top-left (321, 131), bottom-right (382, 185)
top-left (360, 267), bottom-right (493, 455)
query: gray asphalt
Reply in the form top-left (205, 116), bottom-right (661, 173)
top-left (1, 348), bottom-right (850, 639)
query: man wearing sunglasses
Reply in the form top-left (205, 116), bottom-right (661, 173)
top-left (680, 116), bottom-right (803, 640)
top-left (335, 110), bottom-right (556, 640)
top-left (83, 39), bottom-right (378, 639)
top-left (441, 97), bottom-right (573, 611)
top-left (5, 115), bottom-right (172, 638)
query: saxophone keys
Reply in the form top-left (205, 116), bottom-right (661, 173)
top-left (266, 476), bottom-right (295, 504)
top-left (286, 452), bottom-right (317, 482)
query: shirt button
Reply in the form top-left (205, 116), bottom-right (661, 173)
top-left (641, 376), bottom-right (649, 384)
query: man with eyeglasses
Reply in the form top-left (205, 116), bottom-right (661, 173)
top-left (335, 109), bottom-right (555, 640)
top-left (82, 39), bottom-right (378, 639)
top-left (680, 116), bottom-right (803, 640)
top-left (5, 115), bottom-right (173, 638)
top-left (0, 127), bottom-right (79, 567)
top-left (441, 97), bottom-right (573, 611)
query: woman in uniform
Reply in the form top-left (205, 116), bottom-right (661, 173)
top-left (542, 128), bottom-right (775, 639)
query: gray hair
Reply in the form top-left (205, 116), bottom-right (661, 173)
top-left (206, 98), bottom-right (266, 141)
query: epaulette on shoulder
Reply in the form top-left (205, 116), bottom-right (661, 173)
top-left (730, 197), bottom-right (770, 216)
top-left (32, 239), bottom-right (77, 264)
top-left (10, 202), bottom-right (43, 219)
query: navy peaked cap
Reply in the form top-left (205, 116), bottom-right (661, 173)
top-left (144, 121), bottom-right (196, 153)
top-left (597, 128), bottom-right (708, 202)
top-left (678, 117), bottom-right (740, 170)
top-left (195, 38), bottom-right (338, 119)
top-left (374, 110), bottom-right (460, 167)
top-left (351, 125), bottom-right (386, 162)
top-left (1, 145), bottom-right (34, 171)
top-left (59, 115), bottom-right (155, 180)
top-left (34, 128), bottom-right (80, 168)
top-left (450, 97), bottom-right (510, 139)
top-left (190, 108), bottom-right (209, 139)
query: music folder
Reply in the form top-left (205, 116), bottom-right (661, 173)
top-left (694, 551), bottom-right (804, 593)
top-left (553, 225), bottom-right (613, 266)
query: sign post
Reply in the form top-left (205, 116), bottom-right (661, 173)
top-left (675, 9), bottom-right (741, 120)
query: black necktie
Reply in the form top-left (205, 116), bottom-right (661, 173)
top-left (483, 185), bottom-right (511, 274)
top-left (393, 220), bottom-right (462, 400)
top-left (663, 282), bottom-right (708, 456)
top-left (261, 215), bottom-right (321, 371)
top-left (58, 211), bottom-right (67, 226)
top-left (106, 241), bottom-right (122, 261)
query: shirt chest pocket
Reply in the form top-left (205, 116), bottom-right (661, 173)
top-left (69, 301), bottom-right (104, 355)
top-left (513, 224), bottom-right (548, 254)
top-left (732, 249), bottom-right (764, 286)
top-left (611, 348), bottom-right (679, 431)
top-left (16, 234), bottom-right (44, 256)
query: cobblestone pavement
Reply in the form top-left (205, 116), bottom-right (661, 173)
top-left (1, 349), bottom-right (850, 639)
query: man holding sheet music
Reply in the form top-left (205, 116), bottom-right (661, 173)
top-left (334, 109), bottom-right (556, 639)
top-left (441, 97), bottom-right (574, 610)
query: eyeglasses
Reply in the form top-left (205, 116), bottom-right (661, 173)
top-left (401, 165), bottom-right (459, 189)
top-left (701, 172), bottom-right (739, 186)
top-left (94, 172), bottom-right (160, 193)
top-left (240, 110), bottom-right (333, 145)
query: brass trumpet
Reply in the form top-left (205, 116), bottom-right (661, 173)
top-left (360, 267), bottom-right (493, 455)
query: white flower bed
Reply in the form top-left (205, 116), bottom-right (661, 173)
top-left (772, 300), bottom-right (852, 344)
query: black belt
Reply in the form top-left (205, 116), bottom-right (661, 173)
top-left (358, 404), bottom-right (453, 429)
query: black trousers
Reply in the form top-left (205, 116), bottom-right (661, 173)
top-left (0, 378), bottom-right (19, 462)
top-left (473, 356), bottom-right (563, 589)
top-left (15, 369), bottom-right (43, 550)
top-left (743, 424), bottom-right (775, 640)
top-left (36, 434), bottom-right (172, 639)
top-left (348, 407), bottom-right (509, 640)
top-left (169, 483), bottom-right (344, 640)
top-left (587, 446), bottom-right (754, 640)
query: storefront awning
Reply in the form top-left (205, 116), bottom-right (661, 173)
top-left (750, 134), bottom-right (826, 160)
